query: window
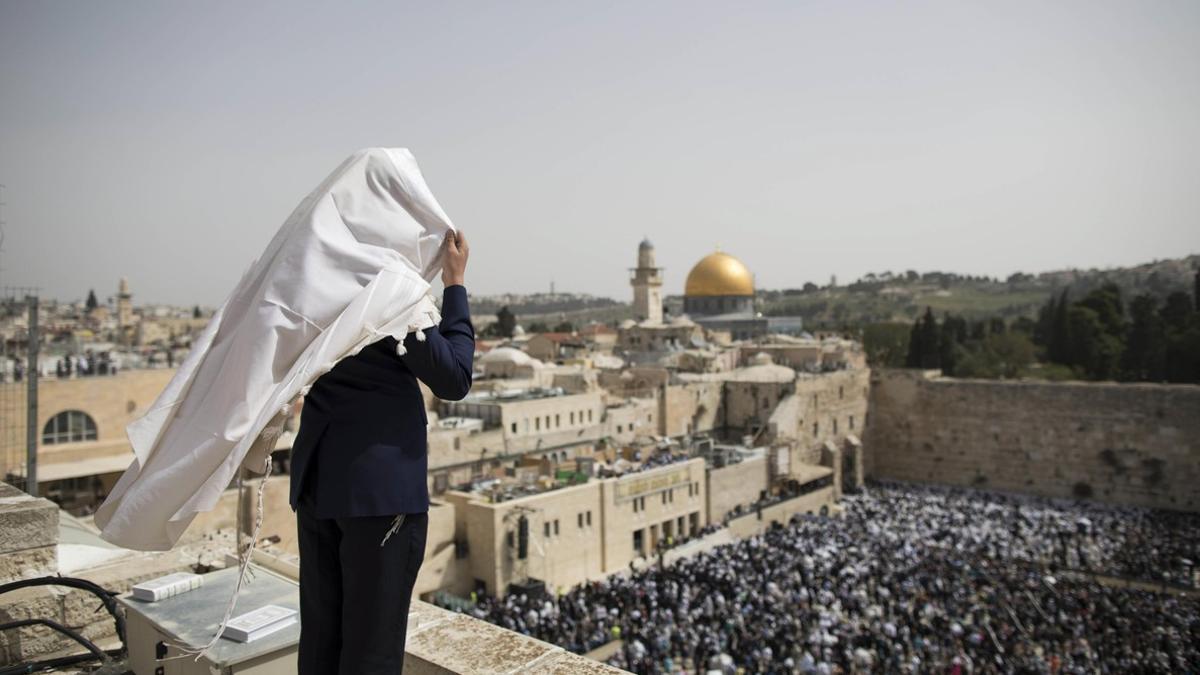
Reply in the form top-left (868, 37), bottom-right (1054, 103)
top-left (545, 415), bottom-right (550, 429)
top-left (662, 492), bottom-right (668, 505)
top-left (813, 422), bottom-right (819, 437)
top-left (553, 519), bottom-right (560, 535)
top-left (588, 409), bottom-right (593, 423)
top-left (633, 498), bottom-right (639, 513)
top-left (511, 422), bottom-right (517, 434)
top-left (578, 513), bottom-right (584, 528)
top-left (555, 414), bottom-right (560, 427)
top-left (839, 385), bottom-right (844, 399)
top-left (544, 522), bottom-right (551, 537)
top-left (586, 510), bottom-right (592, 526)
top-left (535, 417), bottom-right (541, 431)
top-left (617, 425), bottom-right (623, 433)
top-left (42, 410), bottom-right (98, 445)
top-left (833, 418), bottom-right (838, 434)
top-left (849, 415), bottom-right (855, 430)
top-left (570, 411), bottom-right (575, 425)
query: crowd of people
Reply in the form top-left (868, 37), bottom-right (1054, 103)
top-left (450, 482), bottom-right (1199, 673)
top-left (54, 349), bottom-right (120, 378)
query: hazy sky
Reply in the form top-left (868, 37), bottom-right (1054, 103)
top-left (1, 1), bottom-right (1197, 307)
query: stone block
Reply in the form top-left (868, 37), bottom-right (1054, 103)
top-left (0, 491), bottom-right (59, 554)
top-left (0, 544), bottom-right (57, 583)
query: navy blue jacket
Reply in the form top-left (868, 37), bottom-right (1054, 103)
top-left (289, 284), bottom-right (474, 517)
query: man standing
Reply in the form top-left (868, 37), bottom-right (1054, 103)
top-left (290, 230), bottom-right (473, 674)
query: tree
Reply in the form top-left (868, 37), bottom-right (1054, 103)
top-left (1161, 292), bottom-right (1193, 333)
top-left (1120, 294), bottom-right (1166, 382)
top-left (495, 306), bottom-right (516, 338)
top-left (863, 322), bottom-right (911, 367)
top-left (938, 313), bottom-right (958, 374)
top-left (1078, 282), bottom-right (1125, 339)
top-left (1066, 305), bottom-right (1122, 380)
top-left (1033, 292), bottom-right (1056, 349)
top-left (904, 317), bottom-right (923, 368)
top-left (1194, 269), bottom-right (1199, 312)
top-left (955, 332), bottom-right (1035, 379)
top-left (916, 307), bottom-right (940, 369)
top-left (86, 289), bottom-right (98, 311)
top-left (1163, 289), bottom-right (1200, 384)
top-left (553, 321), bottom-right (574, 333)
top-left (1049, 288), bottom-right (1071, 364)
top-left (193, 305), bottom-right (201, 319)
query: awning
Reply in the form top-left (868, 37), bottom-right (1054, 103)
top-left (39, 453), bottom-right (134, 482)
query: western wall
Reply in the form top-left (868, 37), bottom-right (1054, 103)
top-left (863, 368), bottom-right (1200, 512)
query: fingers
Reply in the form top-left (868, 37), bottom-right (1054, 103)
top-left (444, 229), bottom-right (467, 256)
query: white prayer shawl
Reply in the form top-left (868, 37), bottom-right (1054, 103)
top-left (94, 147), bottom-right (455, 552)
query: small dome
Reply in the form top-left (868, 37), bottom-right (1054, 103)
top-left (512, 325), bottom-right (526, 336)
top-left (480, 347), bottom-right (539, 365)
top-left (684, 251), bottom-right (754, 297)
top-left (639, 237), bottom-right (654, 249)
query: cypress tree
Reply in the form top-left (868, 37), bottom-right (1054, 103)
top-left (939, 312), bottom-right (959, 375)
top-left (1121, 295), bottom-right (1166, 382)
top-left (918, 307), bottom-right (941, 369)
top-left (905, 316), bottom-right (923, 368)
top-left (1049, 288), bottom-right (1071, 364)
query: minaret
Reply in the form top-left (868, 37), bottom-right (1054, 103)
top-left (117, 277), bottom-right (133, 329)
top-left (116, 277), bottom-right (135, 346)
top-left (629, 238), bottom-right (663, 323)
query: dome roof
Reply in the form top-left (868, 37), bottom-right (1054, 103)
top-left (479, 347), bottom-right (540, 366)
top-left (684, 251), bottom-right (754, 297)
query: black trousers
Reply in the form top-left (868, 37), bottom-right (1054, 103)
top-left (296, 504), bottom-right (429, 674)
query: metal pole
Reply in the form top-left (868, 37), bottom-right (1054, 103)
top-left (25, 295), bottom-right (38, 497)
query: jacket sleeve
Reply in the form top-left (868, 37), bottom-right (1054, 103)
top-left (398, 284), bottom-right (475, 400)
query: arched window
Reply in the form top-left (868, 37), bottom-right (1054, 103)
top-left (42, 410), bottom-right (98, 445)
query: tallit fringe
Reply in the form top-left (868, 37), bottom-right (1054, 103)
top-left (381, 513), bottom-right (406, 547)
top-left (158, 452), bottom-right (274, 663)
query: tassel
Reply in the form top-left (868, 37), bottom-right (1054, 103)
top-left (159, 453), bottom-right (274, 663)
top-left (395, 341), bottom-right (407, 356)
top-left (381, 513), bottom-right (406, 547)
top-left (415, 327), bottom-right (426, 342)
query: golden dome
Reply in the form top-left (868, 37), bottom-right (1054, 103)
top-left (684, 251), bottom-right (754, 297)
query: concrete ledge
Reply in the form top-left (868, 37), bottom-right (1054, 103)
top-left (0, 484), bottom-right (59, 583)
top-left (404, 601), bottom-right (628, 674)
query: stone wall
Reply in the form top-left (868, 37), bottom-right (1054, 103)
top-left (864, 369), bottom-right (1200, 512)
top-left (705, 456), bottom-right (768, 523)
top-left (724, 487), bottom-right (836, 539)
